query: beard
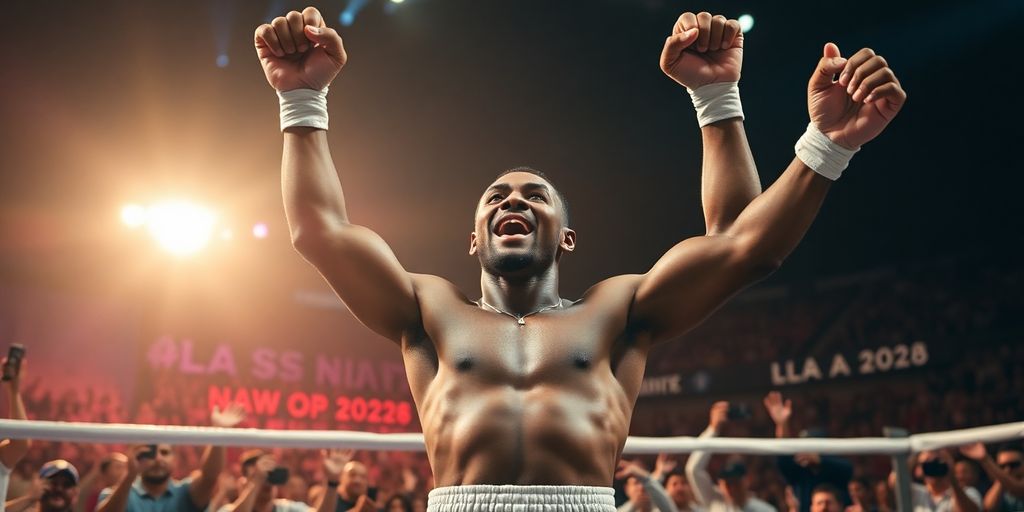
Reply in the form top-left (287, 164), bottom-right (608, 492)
top-left (486, 251), bottom-right (536, 273)
top-left (40, 492), bottom-right (72, 512)
top-left (141, 471), bottom-right (171, 486)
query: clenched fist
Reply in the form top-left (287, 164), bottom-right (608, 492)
top-left (254, 7), bottom-right (347, 91)
top-left (660, 12), bottom-right (743, 90)
top-left (808, 44), bottom-right (906, 149)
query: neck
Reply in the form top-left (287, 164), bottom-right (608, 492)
top-left (141, 479), bottom-right (170, 496)
top-left (727, 491), bottom-right (748, 506)
top-left (479, 265), bottom-right (561, 316)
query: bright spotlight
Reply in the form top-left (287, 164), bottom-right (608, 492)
top-left (340, 11), bottom-right (355, 26)
top-left (390, 0), bottom-right (405, 3)
top-left (121, 204), bottom-right (147, 228)
top-left (252, 223), bottom-right (269, 239)
top-left (145, 201), bottom-right (217, 256)
top-left (220, 228), bottom-right (234, 241)
top-left (216, 54), bottom-right (230, 68)
top-left (738, 14), bottom-right (754, 33)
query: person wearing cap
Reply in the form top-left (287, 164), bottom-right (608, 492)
top-left (763, 392), bottom-right (852, 512)
top-left (1, 353), bottom-right (32, 512)
top-left (4, 460), bottom-right (80, 512)
top-left (685, 402), bottom-right (776, 512)
top-left (95, 404), bottom-right (246, 512)
top-left (218, 450), bottom-right (309, 512)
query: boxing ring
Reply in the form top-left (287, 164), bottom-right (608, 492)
top-left (4, 419), bottom-right (1022, 511)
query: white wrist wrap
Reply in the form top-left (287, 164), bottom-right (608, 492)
top-left (794, 123), bottom-right (860, 181)
top-left (278, 87), bottom-right (329, 131)
top-left (687, 82), bottom-right (743, 127)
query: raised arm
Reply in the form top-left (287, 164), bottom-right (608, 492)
top-left (631, 43), bottom-right (906, 343)
top-left (660, 12), bottom-right (760, 235)
top-left (255, 7), bottom-right (420, 343)
top-left (0, 356), bottom-right (30, 469)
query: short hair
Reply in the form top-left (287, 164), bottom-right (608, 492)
top-left (239, 449), bottom-right (267, 474)
top-left (813, 483), bottom-right (843, 502)
top-left (491, 166), bottom-right (571, 226)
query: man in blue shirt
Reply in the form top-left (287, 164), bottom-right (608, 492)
top-left (96, 404), bottom-right (246, 512)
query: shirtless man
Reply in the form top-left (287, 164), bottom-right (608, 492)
top-left (254, 7), bottom-right (905, 511)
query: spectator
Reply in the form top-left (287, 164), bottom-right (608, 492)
top-left (6, 460), bottom-right (78, 512)
top-left (899, 450), bottom-right (981, 512)
top-left (208, 473), bottom-right (239, 512)
top-left (952, 459), bottom-right (981, 494)
top-left (96, 404), bottom-right (245, 512)
top-left (615, 459), bottom-right (678, 512)
top-left (764, 392), bottom-right (852, 512)
top-left (2, 354), bottom-right (32, 512)
top-left (810, 484), bottom-right (843, 512)
top-left (381, 495), bottom-right (412, 512)
top-left (218, 451), bottom-right (308, 512)
top-left (281, 476), bottom-right (307, 505)
top-left (872, 481), bottom-right (893, 512)
top-left (663, 469), bottom-right (704, 512)
top-left (845, 477), bottom-right (875, 512)
top-left (685, 402), bottom-right (775, 512)
top-left (315, 450), bottom-right (375, 512)
top-left (76, 453), bottom-right (128, 512)
top-left (960, 442), bottom-right (1024, 511)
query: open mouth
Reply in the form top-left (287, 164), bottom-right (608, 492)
top-left (493, 214), bottom-right (534, 237)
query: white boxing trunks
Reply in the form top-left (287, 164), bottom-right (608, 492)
top-left (426, 485), bottom-right (617, 511)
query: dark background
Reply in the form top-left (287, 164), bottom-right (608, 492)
top-left (1, 0), bottom-right (1020, 302)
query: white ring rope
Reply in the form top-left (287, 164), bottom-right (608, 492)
top-left (1, 420), bottom-right (1021, 455)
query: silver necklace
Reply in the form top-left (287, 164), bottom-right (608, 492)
top-left (476, 298), bottom-right (564, 326)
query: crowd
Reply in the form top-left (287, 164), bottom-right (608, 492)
top-left (3, 255), bottom-right (1022, 512)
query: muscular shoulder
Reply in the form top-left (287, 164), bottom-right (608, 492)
top-left (579, 274), bottom-right (644, 304)
top-left (410, 273), bottom-right (468, 303)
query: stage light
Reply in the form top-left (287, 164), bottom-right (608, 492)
top-left (145, 201), bottom-right (217, 256)
top-left (121, 204), bottom-right (147, 228)
top-left (252, 223), bottom-right (269, 239)
top-left (738, 14), bottom-right (754, 33)
top-left (340, 11), bottom-right (355, 26)
top-left (220, 228), bottom-right (234, 241)
top-left (216, 54), bottom-right (230, 68)
top-left (390, 0), bottom-right (405, 3)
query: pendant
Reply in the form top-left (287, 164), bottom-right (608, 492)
top-left (517, 317), bottom-right (526, 326)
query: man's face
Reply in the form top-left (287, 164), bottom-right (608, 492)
top-left (138, 444), bottom-right (175, 484)
top-left (665, 475), bottom-right (693, 505)
top-left (810, 491), bottom-right (842, 512)
top-left (241, 456), bottom-right (278, 503)
top-left (954, 460), bottom-right (978, 487)
top-left (624, 476), bottom-right (651, 508)
top-left (340, 461), bottom-right (368, 500)
top-left (40, 473), bottom-right (78, 512)
top-left (848, 481), bottom-right (871, 505)
top-left (997, 450), bottom-right (1024, 479)
top-left (470, 172), bottom-right (574, 278)
top-left (917, 450), bottom-right (951, 485)
top-left (717, 476), bottom-right (745, 502)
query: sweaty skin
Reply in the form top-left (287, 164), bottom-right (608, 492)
top-left (256, 6), bottom-right (905, 489)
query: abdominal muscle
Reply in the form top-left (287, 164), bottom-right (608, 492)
top-left (421, 376), bottom-right (633, 487)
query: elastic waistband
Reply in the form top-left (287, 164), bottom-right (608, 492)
top-left (427, 485), bottom-right (616, 511)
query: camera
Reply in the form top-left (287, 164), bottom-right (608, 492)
top-left (267, 467), bottom-right (290, 485)
top-left (921, 460), bottom-right (949, 477)
top-left (2, 344), bottom-right (25, 382)
top-left (137, 445), bottom-right (158, 461)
